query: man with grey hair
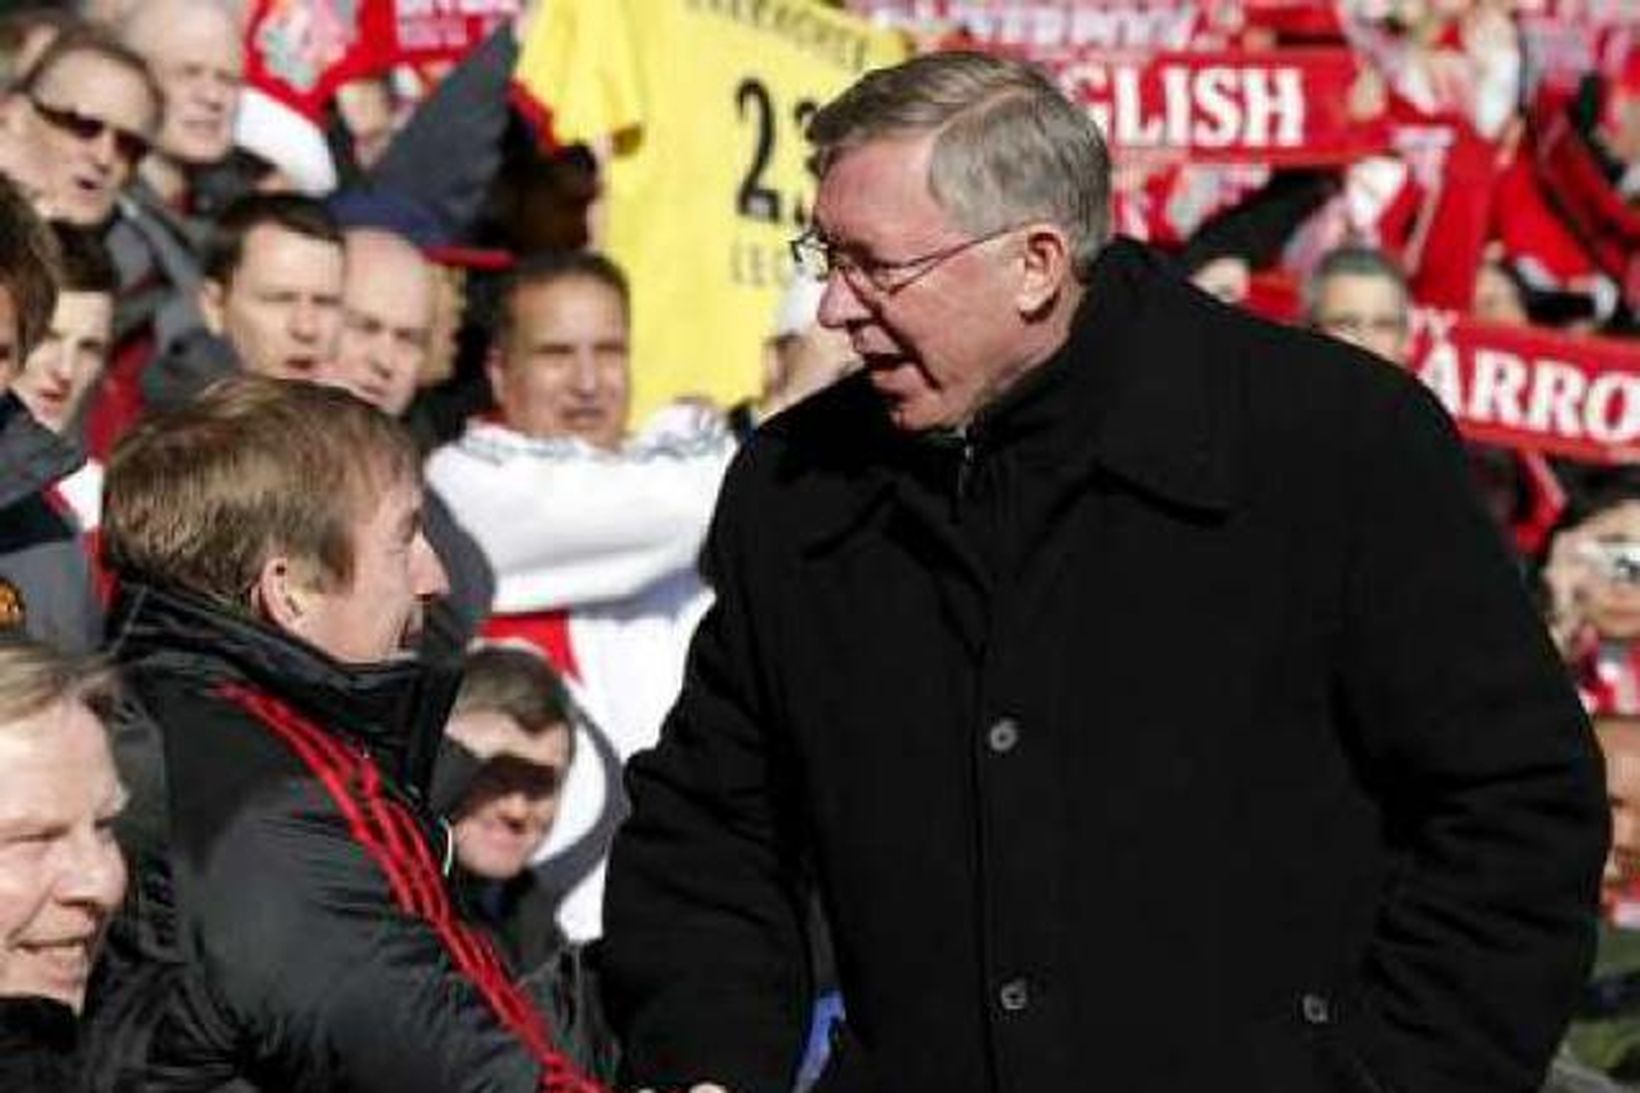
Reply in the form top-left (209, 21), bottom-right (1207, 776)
top-left (602, 51), bottom-right (1606, 1093)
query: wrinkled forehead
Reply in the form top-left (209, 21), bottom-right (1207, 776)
top-left (34, 49), bottom-right (155, 118)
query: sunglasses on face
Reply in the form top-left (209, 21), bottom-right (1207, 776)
top-left (28, 97), bottom-right (150, 167)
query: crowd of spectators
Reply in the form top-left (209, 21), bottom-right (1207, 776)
top-left (0, 0), bottom-right (1635, 1089)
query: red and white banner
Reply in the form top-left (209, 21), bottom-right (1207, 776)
top-left (1047, 47), bottom-right (1385, 165)
top-left (247, 0), bottom-right (515, 103)
top-left (1514, 0), bottom-right (1638, 95)
top-left (846, 0), bottom-right (1234, 51)
top-left (1408, 309), bottom-right (1640, 464)
top-left (388, 0), bottom-right (519, 65)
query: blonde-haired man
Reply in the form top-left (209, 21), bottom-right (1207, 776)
top-left (87, 376), bottom-right (603, 1091)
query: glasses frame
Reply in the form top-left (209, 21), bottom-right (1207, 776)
top-left (789, 223), bottom-right (1021, 298)
top-left (26, 95), bottom-right (150, 168)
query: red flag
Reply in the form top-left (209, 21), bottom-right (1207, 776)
top-left (244, 0), bottom-right (388, 119)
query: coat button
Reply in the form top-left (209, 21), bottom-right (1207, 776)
top-left (1300, 993), bottom-right (1331, 1025)
top-left (998, 977), bottom-right (1030, 1013)
top-left (987, 717), bottom-right (1020, 754)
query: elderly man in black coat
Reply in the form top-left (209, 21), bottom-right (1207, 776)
top-left (601, 51), bottom-right (1609, 1093)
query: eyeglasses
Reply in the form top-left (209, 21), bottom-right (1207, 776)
top-left (789, 223), bottom-right (1019, 297)
top-left (27, 97), bottom-right (150, 167)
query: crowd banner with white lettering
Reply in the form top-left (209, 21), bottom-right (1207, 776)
top-left (1408, 309), bottom-right (1640, 463)
top-left (1044, 47), bottom-right (1383, 165)
top-left (389, 0), bottom-right (520, 65)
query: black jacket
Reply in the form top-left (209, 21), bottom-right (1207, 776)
top-left (602, 239), bottom-right (1609, 1093)
top-left (0, 996), bottom-right (82, 1092)
top-left (0, 392), bottom-right (100, 654)
top-left (85, 582), bottom-right (595, 1092)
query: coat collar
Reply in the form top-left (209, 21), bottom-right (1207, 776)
top-left (108, 581), bottom-right (460, 795)
top-left (1069, 236), bottom-right (1240, 513)
top-left (791, 237), bottom-right (1240, 550)
top-left (0, 393), bottom-right (83, 510)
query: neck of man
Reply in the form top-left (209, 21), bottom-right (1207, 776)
top-left (959, 278), bottom-right (1087, 432)
top-left (139, 153), bottom-right (192, 210)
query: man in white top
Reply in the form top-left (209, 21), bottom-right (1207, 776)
top-left (426, 250), bottom-right (732, 939)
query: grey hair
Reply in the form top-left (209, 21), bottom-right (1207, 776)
top-left (807, 51), bottom-right (1111, 281)
top-left (1303, 245), bottom-right (1410, 325)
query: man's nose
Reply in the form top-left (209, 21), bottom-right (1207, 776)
top-left (571, 349), bottom-right (600, 394)
top-left (45, 343), bottom-right (74, 384)
top-left (291, 300), bottom-right (321, 340)
top-left (58, 830), bottom-right (127, 915)
top-left (816, 270), bottom-right (870, 329)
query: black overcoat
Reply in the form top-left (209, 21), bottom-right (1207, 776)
top-left (603, 239), bottom-right (1609, 1093)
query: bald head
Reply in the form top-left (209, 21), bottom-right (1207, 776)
top-left (321, 229), bottom-right (435, 416)
top-left (121, 0), bottom-right (242, 167)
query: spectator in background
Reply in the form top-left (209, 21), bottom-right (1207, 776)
top-left (87, 376), bottom-right (599, 1092)
top-left (1304, 243), bottom-right (1412, 364)
top-left (427, 251), bottom-right (733, 941)
top-left (118, 0), bottom-right (242, 215)
top-left (142, 192), bottom-right (343, 409)
top-left (323, 226), bottom-right (435, 419)
top-left (1542, 477), bottom-right (1640, 1087)
top-left (318, 221), bottom-right (495, 661)
top-left (0, 637), bottom-right (126, 1093)
top-left (11, 223), bottom-right (117, 538)
top-left (0, 27), bottom-right (159, 228)
top-left (729, 271), bottom-right (859, 440)
top-left (1473, 255), bottom-right (1532, 326)
top-left (102, 0), bottom-right (242, 376)
top-left (439, 645), bottom-right (577, 973)
top-left (0, 176), bottom-right (101, 656)
top-left (13, 225), bottom-right (116, 441)
top-left (433, 644), bottom-right (617, 1081)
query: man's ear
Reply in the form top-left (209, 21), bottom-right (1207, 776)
top-left (253, 555), bottom-right (312, 637)
top-left (1014, 224), bottom-right (1075, 317)
top-left (199, 279), bottom-right (226, 337)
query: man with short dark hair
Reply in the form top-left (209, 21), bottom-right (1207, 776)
top-left (428, 250), bottom-right (733, 941)
top-left (11, 223), bottom-right (118, 553)
top-left (602, 51), bottom-right (1607, 1093)
top-left (0, 175), bottom-right (101, 655)
top-left (87, 375), bottom-right (603, 1092)
top-left (14, 224), bottom-right (117, 439)
top-left (1305, 244), bottom-right (1413, 365)
top-left (142, 192), bottom-right (345, 409)
top-left (442, 646), bottom-right (578, 966)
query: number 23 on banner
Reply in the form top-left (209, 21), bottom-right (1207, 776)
top-left (734, 76), bottom-right (821, 228)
